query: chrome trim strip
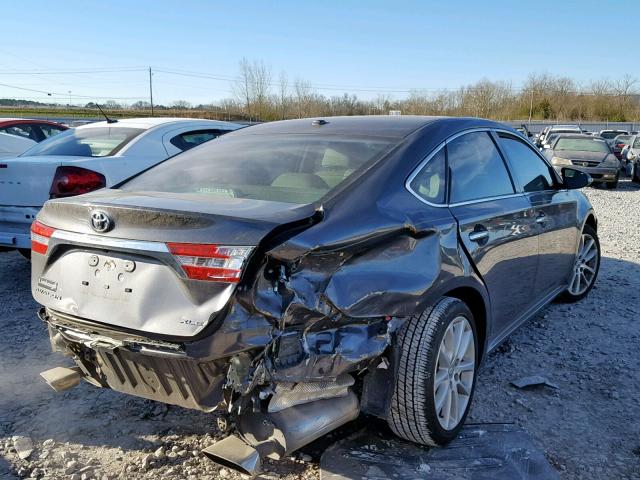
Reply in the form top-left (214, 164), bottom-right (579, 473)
top-left (448, 192), bottom-right (525, 208)
top-left (51, 230), bottom-right (170, 253)
top-left (405, 127), bottom-right (528, 208)
top-left (405, 140), bottom-right (447, 208)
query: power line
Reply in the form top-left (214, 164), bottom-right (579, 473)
top-left (0, 67), bottom-right (147, 75)
top-left (0, 82), bottom-right (146, 100)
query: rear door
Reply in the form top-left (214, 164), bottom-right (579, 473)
top-left (495, 132), bottom-right (578, 297)
top-left (446, 131), bottom-right (539, 338)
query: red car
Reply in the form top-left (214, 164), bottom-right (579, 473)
top-left (611, 134), bottom-right (633, 160)
top-left (0, 118), bottom-right (68, 143)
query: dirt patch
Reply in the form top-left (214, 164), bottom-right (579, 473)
top-left (1, 180), bottom-right (639, 479)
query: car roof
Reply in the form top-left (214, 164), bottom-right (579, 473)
top-left (75, 117), bottom-right (240, 131)
top-left (553, 134), bottom-right (602, 140)
top-left (229, 115), bottom-right (507, 139)
top-left (0, 118), bottom-right (67, 128)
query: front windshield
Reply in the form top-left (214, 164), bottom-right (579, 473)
top-left (21, 127), bottom-right (144, 157)
top-left (121, 134), bottom-right (396, 205)
top-left (600, 131), bottom-right (627, 139)
top-left (555, 138), bottom-right (610, 153)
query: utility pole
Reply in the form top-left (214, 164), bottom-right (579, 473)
top-left (148, 67), bottom-right (154, 116)
top-left (528, 90), bottom-right (533, 125)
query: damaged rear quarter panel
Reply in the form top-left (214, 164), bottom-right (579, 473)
top-left (200, 124), bottom-right (489, 385)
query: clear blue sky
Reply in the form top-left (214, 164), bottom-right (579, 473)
top-left (0, 0), bottom-right (634, 105)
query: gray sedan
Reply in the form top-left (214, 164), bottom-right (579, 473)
top-left (31, 116), bottom-right (599, 474)
top-left (544, 134), bottom-right (620, 188)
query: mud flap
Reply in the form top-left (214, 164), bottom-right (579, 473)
top-left (319, 423), bottom-right (559, 480)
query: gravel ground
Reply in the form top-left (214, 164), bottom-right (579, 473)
top-left (1, 180), bottom-right (639, 480)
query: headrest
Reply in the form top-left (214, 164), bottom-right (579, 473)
top-left (321, 148), bottom-right (349, 168)
top-left (271, 173), bottom-right (329, 189)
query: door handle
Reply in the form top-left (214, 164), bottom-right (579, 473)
top-left (469, 229), bottom-right (489, 242)
top-left (536, 212), bottom-right (547, 225)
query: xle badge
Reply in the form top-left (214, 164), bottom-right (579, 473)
top-left (38, 277), bottom-right (58, 292)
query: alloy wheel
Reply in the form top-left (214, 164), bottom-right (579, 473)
top-left (568, 233), bottom-right (598, 296)
top-left (433, 316), bottom-right (475, 430)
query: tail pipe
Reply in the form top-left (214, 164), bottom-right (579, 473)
top-left (202, 391), bottom-right (360, 475)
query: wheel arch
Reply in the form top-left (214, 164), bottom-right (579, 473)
top-left (584, 212), bottom-right (597, 232)
top-left (442, 286), bottom-right (489, 363)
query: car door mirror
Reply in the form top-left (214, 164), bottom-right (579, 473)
top-left (562, 168), bottom-right (591, 189)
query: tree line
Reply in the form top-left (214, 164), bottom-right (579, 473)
top-left (221, 61), bottom-right (640, 122)
top-left (4, 60), bottom-right (639, 123)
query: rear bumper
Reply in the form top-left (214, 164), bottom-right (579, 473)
top-left (0, 206), bottom-right (39, 249)
top-left (41, 308), bottom-right (227, 411)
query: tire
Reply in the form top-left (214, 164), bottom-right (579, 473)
top-left (606, 178), bottom-right (618, 189)
top-left (388, 297), bottom-right (478, 446)
top-left (559, 224), bottom-right (600, 303)
top-left (17, 249), bottom-right (31, 261)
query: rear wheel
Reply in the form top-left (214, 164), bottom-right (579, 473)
top-left (560, 224), bottom-right (600, 302)
top-left (388, 297), bottom-right (478, 446)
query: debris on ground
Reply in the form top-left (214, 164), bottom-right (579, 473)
top-left (11, 436), bottom-right (33, 460)
top-left (511, 375), bottom-right (559, 390)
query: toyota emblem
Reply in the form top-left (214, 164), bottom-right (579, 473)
top-left (90, 210), bottom-right (113, 233)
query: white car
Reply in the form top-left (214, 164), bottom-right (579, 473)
top-left (621, 135), bottom-right (640, 181)
top-left (0, 132), bottom-right (36, 158)
top-left (0, 117), bottom-right (242, 254)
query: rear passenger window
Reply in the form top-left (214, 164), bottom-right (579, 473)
top-left (497, 134), bottom-right (555, 192)
top-left (39, 125), bottom-right (66, 138)
top-left (409, 148), bottom-right (446, 204)
top-left (0, 125), bottom-right (37, 141)
top-left (170, 129), bottom-right (224, 151)
top-left (448, 132), bottom-right (514, 203)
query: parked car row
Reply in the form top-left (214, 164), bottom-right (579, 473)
top-left (15, 115), bottom-right (603, 474)
top-left (0, 117), bottom-right (242, 256)
top-left (529, 124), bottom-right (640, 188)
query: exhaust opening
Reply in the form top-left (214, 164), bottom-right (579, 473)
top-left (202, 435), bottom-right (261, 476)
top-left (204, 391), bottom-right (360, 474)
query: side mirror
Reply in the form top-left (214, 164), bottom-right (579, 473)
top-left (562, 168), bottom-right (591, 189)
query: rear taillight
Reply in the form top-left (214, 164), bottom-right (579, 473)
top-left (49, 166), bottom-right (106, 199)
top-left (167, 243), bottom-right (253, 283)
top-left (31, 220), bottom-right (55, 255)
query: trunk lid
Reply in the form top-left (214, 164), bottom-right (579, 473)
top-left (0, 155), bottom-right (89, 207)
top-left (32, 190), bottom-right (317, 338)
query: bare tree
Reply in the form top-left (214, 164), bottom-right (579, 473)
top-left (233, 57), bottom-right (253, 120)
top-left (277, 71), bottom-right (289, 120)
top-left (294, 79), bottom-right (313, 118)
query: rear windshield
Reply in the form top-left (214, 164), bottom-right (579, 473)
top-left (549, 129), bottom-right (581, 135)
top-left (21, 127), bottom-right (144, 157)
top-left (554, 138), bottom-right (610, 153)
top-left (600, 131), bottom-right (627, 139)
top-left (120, 134), bottom-right (396, 204)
